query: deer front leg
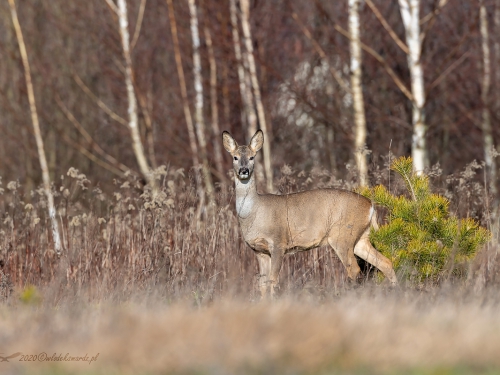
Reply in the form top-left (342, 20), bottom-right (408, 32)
top-left (255, 252), bottom-right (271, 298)
top-left (269, 247), bottom-right (285, 299)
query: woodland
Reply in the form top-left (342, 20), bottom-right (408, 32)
top-left (1, 1), bottom-right (500, 374)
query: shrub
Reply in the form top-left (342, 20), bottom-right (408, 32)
top-left (359, 156), bottom-right (491, 283)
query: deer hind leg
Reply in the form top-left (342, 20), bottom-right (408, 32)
top-left (327, 237), bottom-right (361, 282)
top-left (255, 252), bottom-right (271, 299)
top-left (353, 233), bottom-right (397, 285)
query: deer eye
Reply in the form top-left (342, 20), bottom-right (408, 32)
top-left (233, 156), bottom-right (238, 161)
top-left (249, 156), bottom-right (254, 160)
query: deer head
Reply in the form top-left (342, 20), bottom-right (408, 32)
top-left (222, 130), bottom-right (263, 181)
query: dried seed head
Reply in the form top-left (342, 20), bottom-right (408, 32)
top-left (7, 181), bottom-right (18, 191)
top-left (69, 216), bottom-right (81, 227)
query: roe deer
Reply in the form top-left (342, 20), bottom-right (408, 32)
top-left (222, 130), bottom-right (397, 298)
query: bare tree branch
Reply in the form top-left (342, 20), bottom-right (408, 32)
top-left (365, 0), bottom-right (409, 54)
top-left (55, 95), bottom-right (139, 177)
top-left (420, 0), bottom-right (450, 44)
top-left (427, 51), bottom-right (470, 92)
top-left (131, 0), bottom-right (147, 50)
top-left (73, 73), bottom-right (127, 127)
top-left (104, 0), bottom-right (119, 14)
top-left (312, 0), bottom-right (414, 101)
top-left (291, 11), bottom-right (351, 95)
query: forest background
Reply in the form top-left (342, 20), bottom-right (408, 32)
top-left (1, 1), bottom-right (500, 373)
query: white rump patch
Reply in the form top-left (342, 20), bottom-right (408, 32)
top-left (368, 205), bottom-right (374, 223)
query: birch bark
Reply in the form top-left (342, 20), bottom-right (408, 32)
top-left (240, 0), bottom-right (273, 192)
top-left (229, 0), bottom-right (257, 136)
top-left (480, 0), bottom-right (497, 197)
top-left (166, 0), bottom-right (204, 202)
top-left (496, 0), bottom-right (500, 112)
top-left (188, 0), bottom-right (215, 202)
top-left (398, 0), bottom-right (427, 174)
top-left (8, 0), bottom-right (62, 253)
top-left (204, 23), bottom-right (225, 181)
top-left (115, 0), bottom-right (155, 189)
top-left (348, 0), bottom-right (368, 186)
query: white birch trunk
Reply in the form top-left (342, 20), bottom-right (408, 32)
top-left (8, 0), bottom-right (62, 253)
top-left (204, 24), bottom-right (225, 181)
top-left (240, 0), bottom-right (273, 192)
top-left (399, 0), bottom-right (427, 174)
top-left (348, 0), bottom-right (368, 187)
top-left (229, 0), bottom-right (257, 135)
top-left (166, 0), bottom-right (204, 205)
top-left (188, 0), bottom-right (215, 202)
top-left (480, 1), bottom-right (497, 197)
top-left (115, 0), bottom-right (155, 188)
top-left (495, 0), bottom-right (500, 113)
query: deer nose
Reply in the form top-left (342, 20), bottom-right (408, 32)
top-left (238, 167), bottom-right (250, 177)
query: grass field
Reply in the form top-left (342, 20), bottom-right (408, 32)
top-left (1, 165), bottom-right (500, 374)
top-left (2, 285), bottom-right (500, 375)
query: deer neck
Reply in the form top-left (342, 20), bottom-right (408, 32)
top-left (234, 172), bottom-right (259, 219)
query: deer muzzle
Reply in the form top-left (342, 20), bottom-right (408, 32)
top-left (238, 167), bottom-right (250, 179)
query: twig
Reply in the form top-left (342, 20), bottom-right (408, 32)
top-left (73, 73), bottom-right (127, 126)
top-left (291, 12), bottom-right (351, 94)
top-left (312, 0), bottom-right (414, 101)
top-left (104, 0), bottom-right (119, 14)
top-left (131, 0), bottom-right (147, 50)
top-left (428, 51), bottom-right (470, 92)
top-left (365, 0), bottom-right (409, 54)
top-left (55, 95), bottom-right (139, 176)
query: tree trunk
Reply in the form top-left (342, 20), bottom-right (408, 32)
top-left (240, 0), bottom-right (273, 192)
top-left (188, 0), bottom-right (215, 202)
top-left (204, 22), bottom-right (225, 182)
top-left (348, 0), bottom-right (368, 186)
top-left (8, 0), bottom-right (62, 254)
top-left (229, 0), bottom-right (257, 135)
top-left (166, 0), bottom-right (204, 203)
top-left (398, 0), bottom-right (428, 174)
top-left (480, 0), bottom-right (498, 200)
top-left (495, 0), bottom-right (500, 115)
top-left (115, 0), bottom-right (155, 189)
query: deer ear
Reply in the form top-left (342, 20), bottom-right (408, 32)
top-left (222, 131), bottom-right (238, 153)
top-left (249, 130), bottom-right (264, 152)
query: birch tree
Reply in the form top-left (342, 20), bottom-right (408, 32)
top-left (166, 0), bottom-right (205, 204)
top-left (480, 0), bottom-right (497, 199)
top-left (240, 0), bottom-right (273, 192)
top-left (496, 0), bottom-right (500, 112)
top-left (204, 20), bottom-right (225, 181)
top-left (230, 0), bottom-right (267, 188)
top-left (229, 0), bottom-right (257, 134)
top-left (8, 0), bottom-right (62, 254)
top-left (398, 0), bottom-right (427, 174)
top-left (106, 0), bottom-right (156, 189)
top-left (348, 0), bottom-right (368, 186)
top-left (188, 0), bottom-right (215, 202)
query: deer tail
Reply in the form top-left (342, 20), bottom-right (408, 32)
top-left (369, 205), bottom-right (379, 231)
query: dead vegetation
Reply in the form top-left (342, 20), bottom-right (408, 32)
top-left (0, 162), bottom-right (500, 374)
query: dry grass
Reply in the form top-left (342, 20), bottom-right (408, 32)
top-left (1, 163), bottom-right (500, 374)
top-left (2, 287), bottom-right (500, 374)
